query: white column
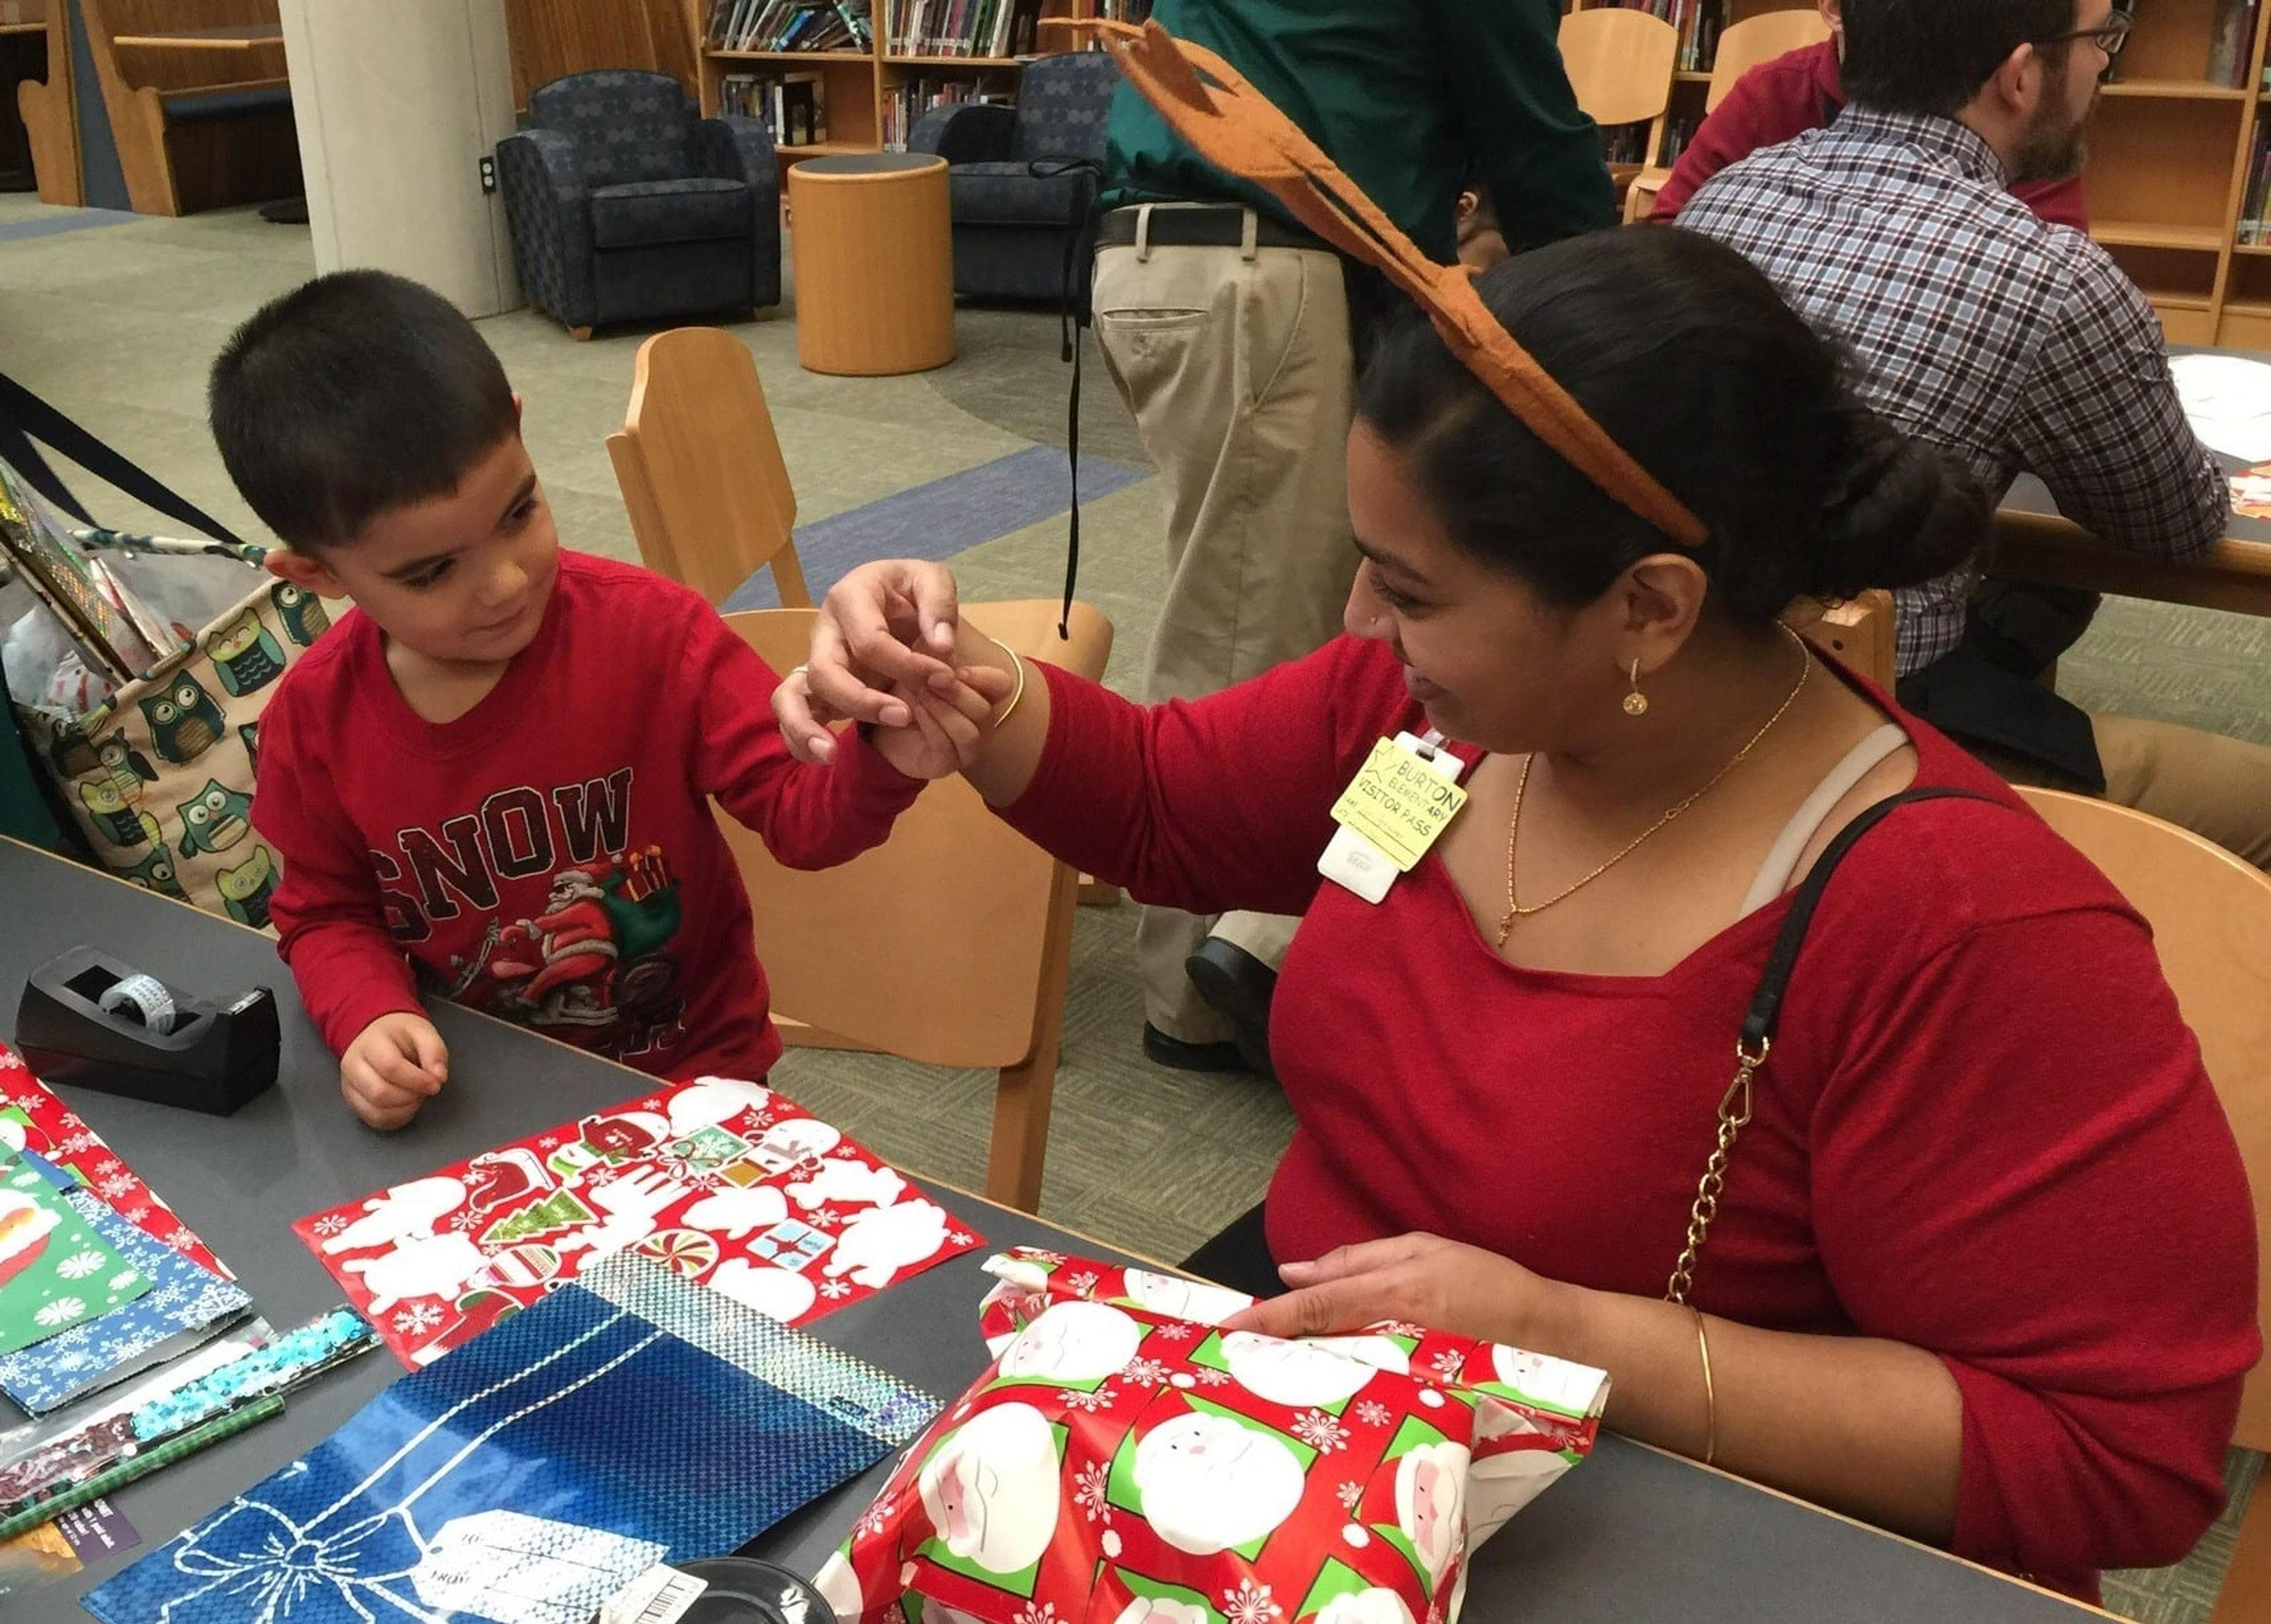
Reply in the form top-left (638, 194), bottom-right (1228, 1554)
top-left (276, 0), bottom-right (522, 318)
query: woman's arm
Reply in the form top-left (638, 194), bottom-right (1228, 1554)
top-left (1232, 1236), bottom-right (1962, 1545)
top-left (779, 561), bottom-right (1399, 918)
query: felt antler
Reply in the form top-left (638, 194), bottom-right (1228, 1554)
top-left (1092, 19), bottom-right (1709, 549)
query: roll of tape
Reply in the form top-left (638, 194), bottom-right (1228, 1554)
top-left (99, 973), bottom-right (177, 1036)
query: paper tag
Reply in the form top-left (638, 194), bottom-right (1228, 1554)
top-left (600, 1563), bottom-right (710, 1624)
top-left (1327, 735), bottom-right (1468, 873)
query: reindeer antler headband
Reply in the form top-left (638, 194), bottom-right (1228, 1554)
top-left (1094, 19), bottom-right (1709, 549)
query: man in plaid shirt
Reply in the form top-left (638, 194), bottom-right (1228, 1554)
top-left (1682, 0), bottom-right (2271, 868)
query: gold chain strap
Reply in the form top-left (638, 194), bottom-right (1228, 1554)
top-left (1664, 1035), bottom-right (1769, 1306)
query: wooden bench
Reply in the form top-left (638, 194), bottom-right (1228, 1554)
top-left (78, 0), bottom-right (298, 215)
top-left (13, 0), bottom-right (81, 205)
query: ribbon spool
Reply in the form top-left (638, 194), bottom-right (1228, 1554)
top-left (96, 973), bottom-right (179, 1036)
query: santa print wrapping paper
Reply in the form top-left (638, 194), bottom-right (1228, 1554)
top-left (0, 1043), bottom-right (227, 1278)
top-left (816, 1250), bottom-right (1612, 1624)
top-left (293, 1076), bottom-right (983, 1366)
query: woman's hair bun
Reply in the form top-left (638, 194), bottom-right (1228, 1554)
top-left (1806, 402), bottom-right (1990, 603)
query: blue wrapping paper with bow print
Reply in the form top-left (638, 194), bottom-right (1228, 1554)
top-left (84, 1250), bottom-right (937, 1624)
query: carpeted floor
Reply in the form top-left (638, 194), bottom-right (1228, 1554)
top-left (2, 196), bottom-right (2262, 1620)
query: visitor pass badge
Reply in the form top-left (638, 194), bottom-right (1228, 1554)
top-left (1322, 733), bottom-right (1467, 900)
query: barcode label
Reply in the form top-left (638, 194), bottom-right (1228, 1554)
top-left (600, 1564), bottom-right (710, 1624)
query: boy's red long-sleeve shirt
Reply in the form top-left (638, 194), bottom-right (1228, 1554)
top-left (1653, 39), bottom-right (2089, 229)
top-left (998, 633), bottom-right (2256, 1596)
top-left (253, 552), bottom-right (921, 1080)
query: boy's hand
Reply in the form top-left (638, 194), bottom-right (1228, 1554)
top-left (778, 561), bottom-right (965, 763)
top-left (869, 665), bottom-right (1017, 781)
top-left (341, 1012), bottom-right (448, 1130)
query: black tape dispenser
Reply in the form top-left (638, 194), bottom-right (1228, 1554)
top-left (15, 947), bottom-right (279, 1115)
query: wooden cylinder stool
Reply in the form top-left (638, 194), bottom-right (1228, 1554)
top-left (788, 153), bottom-right (956, 377)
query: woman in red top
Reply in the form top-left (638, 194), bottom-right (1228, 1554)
top-left (782, 227), bottom-right (2257, 1597)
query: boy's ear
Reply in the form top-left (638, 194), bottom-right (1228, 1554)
top-left (266, 548), bottom-right (345, 599)
top-left (511, 390), bottom-right (525, 424)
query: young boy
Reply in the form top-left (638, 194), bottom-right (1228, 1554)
top-left (213, 271), bottom-right (991, 1129)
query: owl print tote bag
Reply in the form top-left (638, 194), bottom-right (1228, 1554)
top-left (0, 373), bottom-right (322, 928)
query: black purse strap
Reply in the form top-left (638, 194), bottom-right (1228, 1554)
top-left (1667, 784), bottom-right (2002, 1304)
top-left (0, 371), bottom-right (250, 546)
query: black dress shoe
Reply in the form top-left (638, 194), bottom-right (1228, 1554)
top-left (1184, 937), bottom-right (1278, 1082)
top-left (1141, 1021), bottom-right (1253, 1075)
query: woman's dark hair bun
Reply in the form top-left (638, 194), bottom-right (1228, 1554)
top-left (1805, 401), bottom-right (1991, 604)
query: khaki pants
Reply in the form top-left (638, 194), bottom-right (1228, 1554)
top-left (1978, 711), bottom-right (2271, 870)
top-left (1093, 225), bottom-right (1359, 1041)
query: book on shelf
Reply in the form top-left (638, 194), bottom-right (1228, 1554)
top-left (2241, 122), bottom-right (2271, 247)
top-left (1609, 0), bottom-right (1728, 75)
top-left (2209, 0), bottom-right (2263, 88)
top-left (891, 0), bottom-right (1043, 58)
top-left (711, 0), bottom-right (871, 52)
top-left (882, 75), bottom-right (1008, 148)
top-left (720, 69), bottom-right (832, 143)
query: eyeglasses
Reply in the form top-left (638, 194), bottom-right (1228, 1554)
top-left (2034, 11), bottom-right (2133, 59)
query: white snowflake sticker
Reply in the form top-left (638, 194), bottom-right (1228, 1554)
top-left (312, 1215), bottom-right (349, 1237)
top-left (1073, 1460), bottom-right (1111, 1523)
top-left (1222, 1580), bottom-right (1281, 1624)
top-left (54, 1250), bottom-right (108, 1280)
top-left (1336, 1479), bottom-right (1365, 1512)
top-left (108, 1269), bottom-right (141, 1293)
top-left (1292, 1409), bottom-right (1351, 1454)
top-left (1354, 1399), bottom-right (1395, 1428)
top-left (35, 1297), bottom-right (86, 1327)
top-left (392, 1303), bottom-right (446, 1335)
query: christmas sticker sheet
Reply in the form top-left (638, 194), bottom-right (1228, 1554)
top-left (0, 1157), bottom-right (147, 1358)
top-left (293, 1077), bottom-right (984, 1367)
top-left (0, 1043), bottom-right (228, 1278)
top-left (817, 1250), bottom-right (1612, 1624)
top-left (0, 1181), bottom-right (253, 1416)
top-left (83, 1252), bottom-right (940, 1624)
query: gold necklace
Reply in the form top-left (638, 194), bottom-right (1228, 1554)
top-left (1495, 626), bottom-right (1811, 947)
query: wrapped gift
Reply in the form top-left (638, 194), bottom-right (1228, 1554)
top-left (816, 1250), bottom-right (1611, 1624)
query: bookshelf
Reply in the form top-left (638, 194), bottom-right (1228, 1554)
top-left (1570, 0), bottom-right (2271, 351)
top-left (687, 0), bottom-right (1121, 164)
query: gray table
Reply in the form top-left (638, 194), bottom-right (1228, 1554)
top-left (0, 839), bottom-right (2098, 1620)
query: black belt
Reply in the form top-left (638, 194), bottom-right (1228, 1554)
top-left (1095, 205), bottom-right (1324, 253)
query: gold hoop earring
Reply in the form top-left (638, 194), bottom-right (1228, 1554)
top-left (1623, 658), bottom-right (1649, 718)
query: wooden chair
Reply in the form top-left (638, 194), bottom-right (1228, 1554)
top-left (608, 326), bottom-right (810, 609)
top-left (610, 325), bottom-right (1126, 908)
top-left (1558, 6), bottom-right (1678, 206)
top-left (76, 0), bottom-right (298, 215)
top-left (1623, 7), bottom-right (1834, 222)
top-left (1703, 8), bottom-right (1832, 112)
top-left (719, 606), bottom-right (1112, 1214)
top-left (1788, 590), bottom-right (1897, 688)
top-left (2012, 790), bottom-right (2271, 1623)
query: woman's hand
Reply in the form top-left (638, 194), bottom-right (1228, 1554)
top-left (1223, 1232), bottom-right (1577, 1351)
top-left (868, 667), bottom-right (1016, 781)
top-left (776, 561), bottom-right (967, 764)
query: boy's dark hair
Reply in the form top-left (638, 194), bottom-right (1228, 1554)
top-left (209, 270), bottom-right (517, 549)
top-left (1357, 227), bottom-right (1987, 625)
top-left (1841, 0), bottom-right (2080, 118)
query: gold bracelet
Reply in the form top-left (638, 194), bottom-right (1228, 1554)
top-left (1692, 1305), bottom-right (1717, 1466)
top-left (984, 634), bottom-right (1027, 729)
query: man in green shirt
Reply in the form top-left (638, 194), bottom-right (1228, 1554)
top-left (1092, 0), bottom-right (1613, 1078)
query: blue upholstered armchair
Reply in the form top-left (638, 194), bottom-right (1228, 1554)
top-left (910, 53), bottom-right (1121, 305)
top-left (497, 70), bottom-right (782, 337)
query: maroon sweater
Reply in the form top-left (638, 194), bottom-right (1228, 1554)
top-left (1654, 40), bottom-right (2090, 228)
top-left (1001, 631), bottom-right (2254, 1594)
top-left (256, 552), bottom-right (922, 1081)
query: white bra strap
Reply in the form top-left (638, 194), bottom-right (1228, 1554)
top-left (1738, 724), bottom-right (1910, 917)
